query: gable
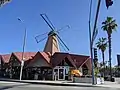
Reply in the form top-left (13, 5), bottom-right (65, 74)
top-left (51, 52), bottom-right (76, 68)
top-left (1, 54), bottom-right (11, 63)
top-left (58, 57), bottom-right (73, 66)
top-left (28, 52), bottom-right (50, 67)
top-left (9, 54), bottom-right (21, 66)
top-left (70, 54), bottom-right (90, 68)
top-left (13, 52), bottom-right (36, 62)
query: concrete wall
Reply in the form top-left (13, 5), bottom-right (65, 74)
top-left (115, 78), bottom-right (120, 84)
top-left (73, 77), bottom-right (104, 84)
top-left (73, 77), bottom-right (94, 83)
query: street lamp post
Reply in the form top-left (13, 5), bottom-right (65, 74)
top-left (18, 18), bottom-right (27, 81)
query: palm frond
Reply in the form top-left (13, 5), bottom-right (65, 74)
top-left (102, 16), bottom-right (117, 34)
top-left (107, 17), bottom-right (113, 23)
top-left (96, 37), bottom-right (108, 51)
top-left (0, 0), bottom-right (11, 7)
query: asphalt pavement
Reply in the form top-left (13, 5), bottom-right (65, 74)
top-left (0, 81), bottom-right (120, 90)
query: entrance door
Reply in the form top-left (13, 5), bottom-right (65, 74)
top-left (59, 69), bottom-right (64, 80)
top-left (53, 66), bottom-right (66, 80)
top-left (54, 69), bottom-right (58, 80)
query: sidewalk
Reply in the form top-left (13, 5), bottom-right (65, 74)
top-left (0, 78), bottom-right (97, 87)
top-left (0, 78), bottom-right (120, 88)
top-left (97, 81), bottom-right (120, 88)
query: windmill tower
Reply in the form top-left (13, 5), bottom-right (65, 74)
top-left (35, 14), bottom-right (69, 55)
top-left (44, 30), bottom-right (60, 55)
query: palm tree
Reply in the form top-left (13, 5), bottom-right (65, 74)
top-left (0, 0), bottom-right (11, 7)
top-left (102, 17), bottom-right (117, 81)
top-left (96, 37), bottom-right (107, 78)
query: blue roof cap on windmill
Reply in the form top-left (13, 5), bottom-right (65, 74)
top-left (48, 30), bottom-right (57, 36)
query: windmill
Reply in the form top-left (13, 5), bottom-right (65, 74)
top-left (35, 14), bottom-right (70, 55)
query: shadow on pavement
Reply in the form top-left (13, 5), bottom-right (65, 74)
top-left (0, 83), bottom-right (30, 90)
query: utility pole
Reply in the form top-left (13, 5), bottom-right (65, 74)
top-left (18, 18), bottom-right (27, 81)
top-left (89, 0), bottom-right (114, 84)
top-left (89, 0), bottom-right (101, 85)
top-left (88, 0), bottom-right (95, 85)
top-left (92, 0), bottom-right (101, 44)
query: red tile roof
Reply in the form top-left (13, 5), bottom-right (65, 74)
top-left (0, 51), bottom-right (91, 70)
top-left (27, 51), bottom-right (51, 67)
top-left (1, 54), bottom-right (11, 63)
top-left (40, 52), bottom-right (51, 64)
top-left (12, 52), bottom-right (36, 62)
top-left (70, 54), bottom-right (91, 68)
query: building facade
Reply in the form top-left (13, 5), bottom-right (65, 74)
top-left (0, 52), bottom-right (91, 80)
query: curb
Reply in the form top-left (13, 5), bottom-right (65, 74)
top-left (0, 79), bottom-right (98, 87)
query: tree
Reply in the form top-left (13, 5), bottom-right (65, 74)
top-left (102, 17), bottom-right (117, 81)
top-left (0, 0), bottom-right (11, 7)
top-left (96, 37), bottom-right (107, 78)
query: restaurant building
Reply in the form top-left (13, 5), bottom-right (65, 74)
top-left (0, 31), bottom-right (92, 80)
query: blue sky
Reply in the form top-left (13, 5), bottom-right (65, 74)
top-left (0, 0), bottom-right (120, 66)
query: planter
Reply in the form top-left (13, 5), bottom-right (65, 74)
top-left (73, 77), bottom-right (104, 84)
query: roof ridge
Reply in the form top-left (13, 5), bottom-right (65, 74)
top-left (1, 53), bottom-right (11, 55)
top-left (13, 52), bottom-right (36, 53)
top-left (69, 53), bottom-right (90, 57)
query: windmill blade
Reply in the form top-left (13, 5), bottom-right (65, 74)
top-left (44, 14), bottom-right (56, 30)
top-left (35, 31), bottom-right (48, 43)
top-left (57, 38), bottom-right (67, 52)
top-left (35, 36), bottom-right (47, 43)
top-left (40, 14), bottom-right (55, 31)
top-left (35, 31), bottom-right (49, 37)
top-left (56, 34), bottom-right (69, 51)
top-left (56, 25), bottom-right (70, 33)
